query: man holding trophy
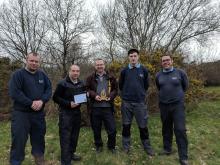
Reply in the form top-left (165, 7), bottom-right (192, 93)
top-left (86, 59), bottom-right (118, 153)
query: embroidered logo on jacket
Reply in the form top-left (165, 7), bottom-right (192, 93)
top-left (172, 77), bottom-right (178, 80)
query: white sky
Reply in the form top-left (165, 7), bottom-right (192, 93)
top-left (0, 0), bottom-right (220, 61)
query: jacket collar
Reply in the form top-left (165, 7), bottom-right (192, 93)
top-left (162, 66), bottom-right (174, 73)
top-left (65, 76), bottom-right (81, 84)
top-left (128, 63), bottom-right (141, 69)
top-left (92, 71), bottom-right (112, 80)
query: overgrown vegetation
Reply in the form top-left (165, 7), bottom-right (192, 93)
top-left (0, 57), bottom-right (21, 115)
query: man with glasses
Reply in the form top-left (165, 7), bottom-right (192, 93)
top-left (155, 54), bottom-right (189, 165)
top-left (86, 59), bottom-right (118, 153)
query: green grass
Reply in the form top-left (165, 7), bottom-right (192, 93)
top-left (1, 87), bottom-right (220, 165)
top-left (204, 86), bottom-right (220, 93)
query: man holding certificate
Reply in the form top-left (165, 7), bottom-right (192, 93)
top-left (86, 59), bottom-right (118, 154)
top-left (53, 65), bottom-right (86, 165)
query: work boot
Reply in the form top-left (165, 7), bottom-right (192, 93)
top-left (145, 147), bottom-right (155, 156)
top-left (142, 139), bottom-right (155, 156)
top-left (159, 149), bottom-right (172, 155)
top-left (180, 159), bottom-right (189, 165)
top-left (34, 155), bottom-right (45, 165)
top-left (72, 153), bottom-right (81, 161)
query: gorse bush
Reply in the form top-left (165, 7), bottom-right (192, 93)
top-left (0, 57), bottom-right (22, 114)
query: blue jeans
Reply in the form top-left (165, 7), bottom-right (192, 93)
top-left (10, 110), bottom-right (46, 165)
top-left (159, 102), bottom-right (188, 160)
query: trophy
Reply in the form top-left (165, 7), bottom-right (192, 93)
top-left (100, 89), bottom-right (109, 101)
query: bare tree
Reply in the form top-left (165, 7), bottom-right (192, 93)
top-left (44, 0), bottom-right (94, 77)
top-left (0, 0), bottom-right (48, 61)
top-left (98, 1), bottom-right (119, 61)
top-left (98, 0), bottom-right (220, 56)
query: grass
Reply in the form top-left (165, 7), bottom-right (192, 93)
top-left (1, 87), bottom-right (220, 165)
top-left (204, 86), bottom-right (220, 94)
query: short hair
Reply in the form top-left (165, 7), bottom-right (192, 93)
top-left (27, 52), bottom-right (39, 57)
top-left (26, 52), bottom-right (40, 59)
top-left (26, 52), bottom-right (40, 61)
top-left (94, 58), bottom-right (105, 64)
top-left (69, 64), bottom-right (80, 71)
top-left (161, 52), bottom-right (173, 59)
top-left (128, 49), bottom-right (139, 56)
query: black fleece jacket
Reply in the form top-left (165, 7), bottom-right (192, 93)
top-left (53, 76), bottom-right (86, 110)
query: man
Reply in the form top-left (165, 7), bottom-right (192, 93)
top-left (53, 65), bottom-right (86, 165)
top-left (9, 52), bottom-right (52, 165)
top-left (119, 49), bottom-right (154, 156)
top-left (86, 59), bottom-right (117, 153)
top-left (155, 54), bottom-right (189, 165)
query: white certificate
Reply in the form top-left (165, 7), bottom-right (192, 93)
top-left (74, 93), bottom-right (87, 104)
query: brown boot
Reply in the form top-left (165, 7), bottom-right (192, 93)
top-left (34, 155), bottom-right (45, 165)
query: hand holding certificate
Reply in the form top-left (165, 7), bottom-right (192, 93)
top-left (74, 93), bottom-right (87, 104)
top-left (70, 101), bottom-right (79, 108)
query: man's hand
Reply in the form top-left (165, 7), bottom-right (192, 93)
top-left (71, 101), bottom-right (79, 108)
top-left (95, 95), bottom-right (102, 101)
top-left (31, 100), bottom-right (43, 111)
top-left (95, 95), bottom-right (110, 101)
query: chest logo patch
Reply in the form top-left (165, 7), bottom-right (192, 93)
top-left (139, 74), bottom-right (144, 78)
top-left (172, 77), bottom-right (178, 80)
top-left (39, 80), bottom-right (44, 84)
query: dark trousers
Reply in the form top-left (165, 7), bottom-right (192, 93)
top-left (91, 107), bottom-right (116, 149)
top-left (159, 102), bottom-right (188, 160)
top-left (10, 110), bottom-right (46, 165)
top-left (59, 110), bottom-right (81, 165)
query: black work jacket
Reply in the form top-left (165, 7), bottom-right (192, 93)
top-left (53, 76), bottom-right (86, 111)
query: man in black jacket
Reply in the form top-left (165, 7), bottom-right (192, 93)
top-left (53, 65), bottom-right (86, 165)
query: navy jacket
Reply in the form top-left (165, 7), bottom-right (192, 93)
top-left (155, 68), bottom-right (188, 104)
top-left (9, 68), bottom-right (52, 112)
top-left (119, 65), bottom-right (149, 103)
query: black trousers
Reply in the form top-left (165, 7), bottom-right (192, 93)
top-left (159, 102), bottom-right (188, 160)
top-left (91, 107), bottom-right (116, 149)
top-left (59, 110), bottom-right (81, 165)
top-left (10, 110), bottom-right (46, 165)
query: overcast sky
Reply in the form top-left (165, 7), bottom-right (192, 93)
top-left (0, 0), bottom-right (220, 61)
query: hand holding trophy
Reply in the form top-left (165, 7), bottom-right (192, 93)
top-left (100, 89), bottom-right (110, 101)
